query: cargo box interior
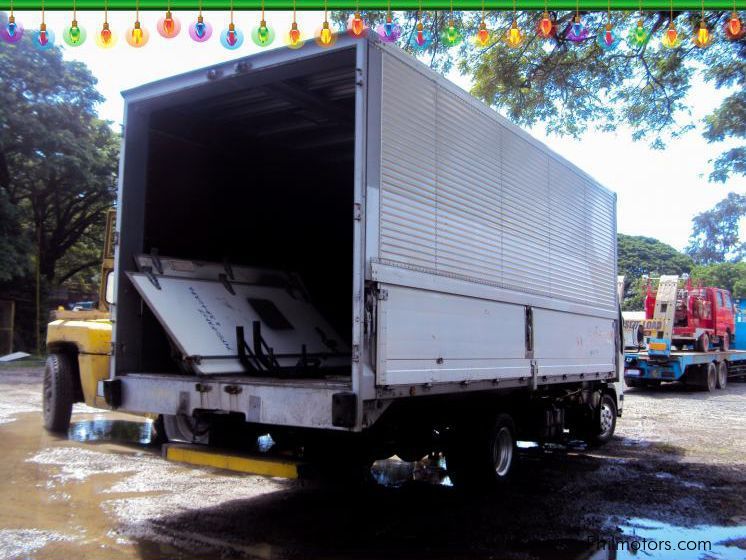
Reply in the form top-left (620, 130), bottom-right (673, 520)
top-left (135, 48), bottom-right (357, 376)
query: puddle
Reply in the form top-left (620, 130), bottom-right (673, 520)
top-left (68, 418), bottom-right (153, 445)
top-left (602, 518), bottom-right (746, 559)
top-left (372, 454), bottom-right (452, 487)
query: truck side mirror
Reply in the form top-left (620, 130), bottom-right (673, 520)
top-left (105, 271), bottom-right (115, 305)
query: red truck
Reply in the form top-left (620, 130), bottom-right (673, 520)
top-left (645, 283), bottom-right (736, 352)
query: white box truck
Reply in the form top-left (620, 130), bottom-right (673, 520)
top-left (103, 33), bottom-right (623, 486)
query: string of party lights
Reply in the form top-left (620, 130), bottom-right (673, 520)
top-left (2, 2), bottom-right (744, 50)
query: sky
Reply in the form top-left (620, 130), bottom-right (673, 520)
top-left (11, 9), bottom-right (746, 251)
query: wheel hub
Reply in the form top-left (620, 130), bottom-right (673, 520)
top-left (599, 403), bottom-right (614, 436)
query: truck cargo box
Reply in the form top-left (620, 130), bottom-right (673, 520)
top-left (109, 34), bottom-right (619, 434)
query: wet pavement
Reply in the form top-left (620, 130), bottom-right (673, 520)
top-left (1, 366), bottom-right (745, 560)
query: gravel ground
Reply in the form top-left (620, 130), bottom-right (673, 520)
top-left (0, 365), bottom-right (745, 560)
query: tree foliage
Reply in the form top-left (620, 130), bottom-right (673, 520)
top-left (617, 233), bottom-right (693, 309)
top-left (690, 262), bottom-right (746, 298)
top-left (686, 192), bottom-right (746, 264)
top-left (336, 10), bottom-right (746, 182)
top-left (0, 12), bottom-right (119, 349)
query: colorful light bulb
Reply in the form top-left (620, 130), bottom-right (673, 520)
top-left (315, 20), bottom-right (336, 47)
top-left (286, 21), bottom-right (304, 48)
top-left (221, 21), bottom-right (244, 49)
top-left (725, 12), bottom-right (744, 40)
top-left (157, 10), bottom-right (181, 38)
top-left (33, 22), bottom-right (55, 50)
top-left (376, 15), bottom-right (400, 43)
top-left (63, 19), bottom-right (87, 46)
top-left (189, 15), bottom-right (213, 42)
top-left (409, 20), bottom-right (432, 50)
top-left (441, 19), bottom-right (462, 46)
top-left (504, 19), bottom-right (524, 48)
top-left (628, 19), bottom-right (649, 47)
top-left (250, 19), bottom-right (275, 46)
top-left (1, 14), bottom-right (24, 44)
top-left (537, 11), bottom-right (554, 38)
top-left (567, 14), bottom-right (588, 42)
top-left (693, 19), bottom-right (712, 48)
top-left (475, 21), bottom-right (490, 46)
top-left (126, 19), bottom-right (149, 47)
top-left (347, 12), bottom-right (365, 37)
top-left (96, 21), bottom-right (117, 48)
top-left (596, 22), bottom-right (620, 51)
top-left (661, 22), bottom-right (681, 48)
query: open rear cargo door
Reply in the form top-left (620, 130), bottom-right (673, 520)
top-left (126, 257), bottom-right (349, 376)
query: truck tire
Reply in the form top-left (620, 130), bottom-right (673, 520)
top-left (587, 393), bottom-right (617, 447)
top-left (162, 414), bottom-right (210, 444)
top-left (721, 333), bottom-right (730, 351)
top-left (716, 362), bottom-right (728, 390)
top-left (446, 413), bottom-right (516, 489)
top-left (701, 363), bottom-right (717, 392)
top-left (697, 334), bottom-right (710, 353)
top-left (43, 353), bottom-right (75, 433)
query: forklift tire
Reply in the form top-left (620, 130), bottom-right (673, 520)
top-left (587, 393), bottom-right (617, 447)
top-left (43, 353), bottom-right (75, 433)
top-left (716, 362), bottom-right (728, 390)
top-left (446, 413), bottom-right (516, 490)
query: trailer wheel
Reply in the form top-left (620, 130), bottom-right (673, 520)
top-left (162, 414), bottom-right (210, 444)
top-left (587, 393), bottom-right (617, 447)
top-left (42, 353), bottom-right (76, 433)
top-left (446, 413), bottom-right (516, 489)
top-left (716, 362), bottom-right (728, 390)
top-left (699, 363), bottom-right (717, 392)
top-left (697, 333), bottom-right (710, 353)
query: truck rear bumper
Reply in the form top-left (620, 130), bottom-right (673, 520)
top-left (103, 373), bottom-right (354, 431)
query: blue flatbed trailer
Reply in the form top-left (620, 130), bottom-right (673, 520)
top-left (624, 349), bottom-right (746, 387)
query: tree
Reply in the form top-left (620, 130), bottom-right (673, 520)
top-left (0, 12), bottom-right (119, 349)
top-left (618, 234), bottom-right (693, 277)
top-left (617, 234), bottom-right (693, 310)
top-left (686, 192), bottom-right (746, 264)
top-left (690, 262), bottom-right (746, 298)
top-left (335, 10), bottom-right (746, 182)
top-left (0, 13), bottom-right (118, 283)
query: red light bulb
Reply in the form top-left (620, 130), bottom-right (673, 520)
top-left (538, 11), bottom-right (553, 38)
top-left (351, 12), bottom-right (364, 36)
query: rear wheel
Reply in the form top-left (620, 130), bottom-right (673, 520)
top-left (587, 393), bottom-right (617, 447)
top-left (721, 333), bottom-right (730, 351)
top-left (697, 333), bottom-right (710, 353)
top-left (716, 362), bottom-right (728, 390)
top-left (162, 414), bottom-right (210, 444)
top-left (446, 413), bottom-right (516, 489)
top-left (700, 363), bottom-right (717, 392)
top-left (42, 353), bottom-right (76, 433)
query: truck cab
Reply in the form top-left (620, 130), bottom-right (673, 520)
top-left (646, 284), bottom-right (735, 352)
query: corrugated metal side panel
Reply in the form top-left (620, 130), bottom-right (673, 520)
top-left (378, 50), bottom-right (616, 311)
top-left (379, 56), bottom-right (437, 270)
top-left (435, 88), bottom-right (503, 284)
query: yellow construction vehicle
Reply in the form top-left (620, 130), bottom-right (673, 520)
top-left (43, 210), bottom-right (116, 431)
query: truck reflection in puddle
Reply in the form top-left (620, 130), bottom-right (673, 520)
top-left (68, 418), bottom-right (153, 445)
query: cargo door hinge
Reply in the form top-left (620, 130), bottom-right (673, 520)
top-left (376, 289), bottom-right (388, 301)
top-left (351, 344), bottom-right (360, 362)
top-left (530, 360), bottom-right (539, 391)
top-left (353, 203), bottom-right (362, 221)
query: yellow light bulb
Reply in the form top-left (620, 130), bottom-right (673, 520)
top-left (320, 21), bottom-right (332, 45)
top-left (505, 20), bottom-right (524, 48)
